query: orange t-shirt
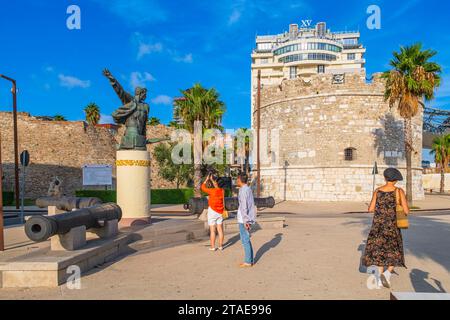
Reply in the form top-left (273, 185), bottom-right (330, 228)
top-left (201, 183), bottom-right (224, 214)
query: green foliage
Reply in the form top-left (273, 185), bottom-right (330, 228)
top-left (53, 114), bottom-right (67, 121)
top-left (75, 190), bottom-right (116, 202)
top-left (382, 43), bottom-right (441, 118)
top-left (75, 189), bottom-right (200, 204)
top-left (167, 121), bottom-right (181, 128)
top-left (2, 191), bottom-right (14, 206)
top-left (153, 142), bottom-right (193, 188)
top-left (173, 83), bottom-right (226, 133)
top-left (430, 134), bottom-right (450, 169)
top-left (148, 117), bottom-right (161, 126)
top-left (84, 102), bottom-right (101, 125)
top-left (151, 189), bottom-right (194, 204)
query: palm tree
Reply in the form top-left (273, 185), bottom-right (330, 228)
top-left (430, 134), bottom-right (450, 193)
top-left (173, 83), bottom-right (226, 197)
top-left (148, 117), bottom-right (161, 126)
top-left (84, 103), bottom-right (101, 126)
top-left (383, 43), bottom-right (441, 205)
top-left (53, 114), bottom-right (66, 121)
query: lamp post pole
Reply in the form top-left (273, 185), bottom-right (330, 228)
top-left (0, 130), bottom-right (4, 251)
top-left (256, 70), bottom-right (261, 197)
top-left (0, 74), bottom-right (20, 209)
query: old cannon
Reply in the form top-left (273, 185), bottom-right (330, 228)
top-left (25, 203), bottom-right (122, 242)
top-left (186, 196), bottom-right (275, 215)
top-left (36, 196), bottom-right (103, 212)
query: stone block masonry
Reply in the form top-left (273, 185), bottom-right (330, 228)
top-left (0, 112), bottom-right (177, 199)
top-left (253, 72), bottom-right (424, 201)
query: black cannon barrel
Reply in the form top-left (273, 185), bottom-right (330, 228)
top-left (35, 196), bottom-right (103, 211)
top-left (187, 196), bottom-right (275, 215)
top-left (25, 203), bottom-right (122, 242)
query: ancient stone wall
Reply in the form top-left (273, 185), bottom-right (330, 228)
top-left (0, 112), bottom-right (177, 199)
top-left (252, 72), bottom-right (424, 201)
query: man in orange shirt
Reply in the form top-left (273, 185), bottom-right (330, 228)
top-left (201, 173), bottom-right (225, 251)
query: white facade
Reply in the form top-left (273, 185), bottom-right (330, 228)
top-left (251, 22), bottom-right (366, 123)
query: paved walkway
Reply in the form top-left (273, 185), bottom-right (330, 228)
top-left (1, 195), bottom-right (449, 299)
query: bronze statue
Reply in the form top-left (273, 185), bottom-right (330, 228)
top-left (103, 69), bottom-right (169, 150)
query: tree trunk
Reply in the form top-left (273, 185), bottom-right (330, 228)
top-left (440, 165), bottom-right (445, 193)
top-left (404, 118), bottom-right (413, 207)
top-left (193, 164), bottom-right (202, 197)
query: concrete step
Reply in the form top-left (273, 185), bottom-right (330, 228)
top-left (128, 219), bottom-right (208, 252)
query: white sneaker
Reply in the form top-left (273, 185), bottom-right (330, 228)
top-left (380, 271), bottom-right (391, 288)
top-left (376, 278), bottom-right (383, 289)
top-left (209, 247), bottom-right (217, 251)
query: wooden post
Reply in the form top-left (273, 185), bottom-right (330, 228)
top-left (0, 75), bottom-right (20, 209)
top-left (256, 70), bottom-right (261, 197)
top-left (0, 130), bottom-right (4, 251)
top-left (12, 80), bottom-right (20, 209)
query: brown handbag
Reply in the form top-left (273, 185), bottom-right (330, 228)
top-left (222, 189), bottom-right (229, 219)
top-left (395, 188), bottom-right (409, 229)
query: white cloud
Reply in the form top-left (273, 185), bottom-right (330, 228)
top-left (173, 53), bottom-right (193, 63)
top-left (99, 114), bottom-right (114, 124)
top-left (58, 74), bottom-right (91, 89)
top-left (151, 95), bottom-right (172, 105)
top-left (130, 71), bottom-right (156, 89)
top-left (228, 8), bottom-right (242, 25)
top-left (137, 41), bottom-right (163, 60)
top-left (133, 32), bottom-right (192, 63)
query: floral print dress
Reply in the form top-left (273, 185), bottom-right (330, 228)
top-left (362, 190), bottom-right (406, 267)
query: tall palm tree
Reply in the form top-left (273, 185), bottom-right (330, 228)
top-left (430, 134), bottom-right (450, 193)
top-left (383, 43), bottom-right (441, 205)
top-left (148, 117), bottom-right (161, 126)
top-left (53, 114), bottom-right (66, 121)
top-left (84, 103), bottom-right (101, 126)
top-left (174, 83), bottom-right (226, 197)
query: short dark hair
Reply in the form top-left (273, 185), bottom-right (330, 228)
top-left (238, 173), bottom-right (248, 184)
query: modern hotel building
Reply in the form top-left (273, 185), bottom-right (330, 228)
top-left (251, 22), bottom-right (366, 117)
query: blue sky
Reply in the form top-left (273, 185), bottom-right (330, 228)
top-left (0, 0), bottom-right (449, 151)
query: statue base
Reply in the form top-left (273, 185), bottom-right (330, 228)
top-left (116, 150), bottom-right (151, 227)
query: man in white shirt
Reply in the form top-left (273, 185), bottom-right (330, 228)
top-left (236, 173), bottom-right (256, 267)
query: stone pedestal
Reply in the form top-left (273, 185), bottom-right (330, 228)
top-left (116, 150), bottom-right (151, 226)
top-left (51, 226), bottom-right (87, 251)
top-left (87, 219), bottom-right (119, 239)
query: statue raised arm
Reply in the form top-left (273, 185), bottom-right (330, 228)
top-left (102, 68), bottom-right (133, 105)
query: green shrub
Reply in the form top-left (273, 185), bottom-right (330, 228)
top-left (151, 189), bottom-right (194, 204)
top-left (75, 190), bottom-right (116, 203)
top-left (2, 191), bottom-right (14, 206)
top-left (76, 187), bottom-right (232, 205)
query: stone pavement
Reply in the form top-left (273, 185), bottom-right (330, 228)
top-left (0, 194), bottom-right (449, 299)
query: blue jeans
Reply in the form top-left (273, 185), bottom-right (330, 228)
top-left (239, 223), bottom-right (254, 264)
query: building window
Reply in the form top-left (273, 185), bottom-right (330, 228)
top-left (344, 148), bottom-right (356, 161)
top-left (318, 65), bottom-right (325, 74)
top-left (289, 66), bottom-right (297, 79)
top-left (347, 53), bottom-right (356, 60)
top-left (260, 58), bottom-right (268, 64)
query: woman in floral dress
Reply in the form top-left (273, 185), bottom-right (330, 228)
top-left (362, 168), bottom-right (409, 289)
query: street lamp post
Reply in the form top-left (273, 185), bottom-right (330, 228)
top-left (256, 70), bottom-right (261, 198)
top-left (0, 130), bottom-right (4, 251)
top-left (0, 74), bottom-right (20, 209)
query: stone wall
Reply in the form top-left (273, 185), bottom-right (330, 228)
top-left (423, 174), bottom-right (450, 192)
top-left (0, 112), bottom-right (177, 199)
top-left (252, 72), bottom-right (424, 201)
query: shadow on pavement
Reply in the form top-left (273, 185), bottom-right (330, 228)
top-left (410, 268), bottom-right (447, 293)
top-left (254, 233), bottom-right (283, 264)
